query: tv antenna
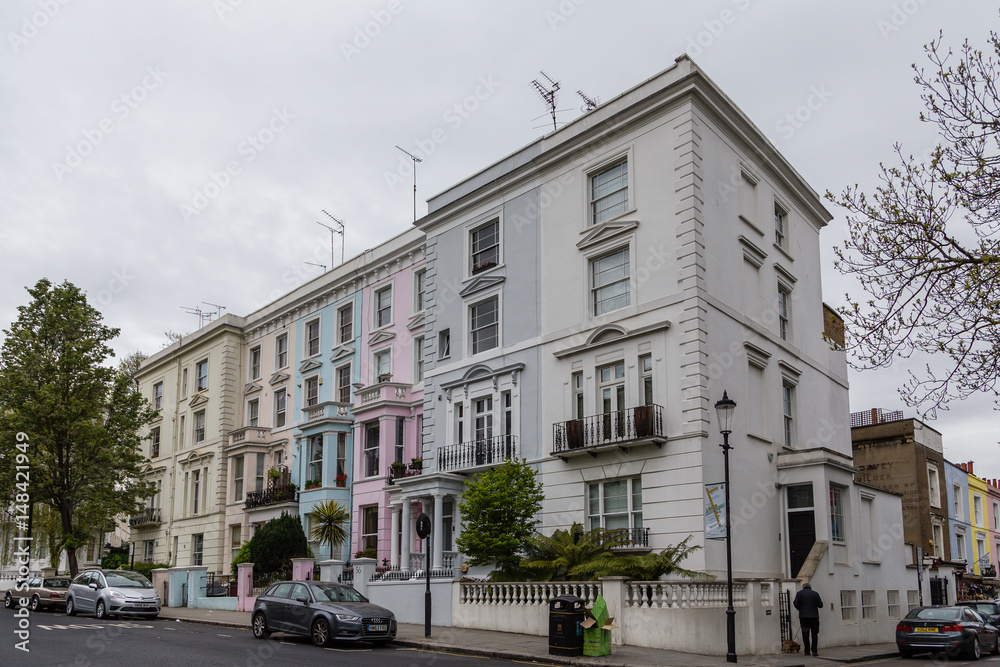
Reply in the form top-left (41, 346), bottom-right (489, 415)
top-left (531, 71), bottom-right (561, 132)
top-left (304, 261), bottom-right (327, 273)
top-left (318, 212), bottom-right (345, 266)
top-left (395, 145), bottom-right (422, 223)
top-left (577, 89), bottom-right (599, 112)
top-left (180, 302), bottom-right (225, 329)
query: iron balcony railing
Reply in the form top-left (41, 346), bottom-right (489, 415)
top-left (129, 507), bottom-right (161, 527)
top-left (437, 435), bottom-right (517, 473)
top-left (244, 484), bottom-right (297, 510)
top-left (387, 464), bottom-right (422, 484)
top-left (607, 526), bottom-right (650, 549)
top-left (552, 404), bottom-right (664, 455)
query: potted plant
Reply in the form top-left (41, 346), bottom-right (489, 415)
top-left (304, 479), bottom-right (321, 490)
top-left (267, 468), bottom-right (282, 482)
top-left (354, 547), bottom-right (376, 559)
top-left (335, 473), bottom-right (347, 487)
top-left (390, 461), bottom-right (407, 476)
top-left (409, 457), bottom-right (423, 471)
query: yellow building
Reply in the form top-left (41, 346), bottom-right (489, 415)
top-left (969, 470), bottom-right (989, 575)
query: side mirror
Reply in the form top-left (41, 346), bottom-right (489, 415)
top-left (295, 596), bottom-right (309, 604)
top-left (88, 583), bottom-right (98, 590)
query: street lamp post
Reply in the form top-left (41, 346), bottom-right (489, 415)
top-left (715, 390), bottom-right (737, 664)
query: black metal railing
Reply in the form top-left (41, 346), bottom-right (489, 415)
top-left (387, 465), bottom-right (422, 484)
top-left (607, 526), bottom-right (650, 549)
top-left (129, 507), bottom-right (161, 527)
top-left (206, 573), bottom-right (236, 597)
top-left (552, 404), bottom-right (663, 454)
top-left (244, 484), bottom-right (297, 510)
top-left (437, 435), bottom-right (517, 472)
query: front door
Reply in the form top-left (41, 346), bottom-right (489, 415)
top-left (474, 397), bottom-right (492, 464)
top-left (599, 362), bottom-right (625, 441)
top-left (788, 511), bottom-right (816, 578)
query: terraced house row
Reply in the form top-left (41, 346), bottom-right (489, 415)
top-left (132, 58), bottom-right (918, 645)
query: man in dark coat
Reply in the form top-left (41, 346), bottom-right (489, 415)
top-left (793, 582), bottom-right (823, 656)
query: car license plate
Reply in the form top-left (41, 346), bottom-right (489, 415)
top-left (367, 624), bottom-right (387, 632)
top-left (915, 627), bottom-right (938, 632)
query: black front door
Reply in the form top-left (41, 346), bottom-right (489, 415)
top-left (788, 510), bottom-right (816, 578)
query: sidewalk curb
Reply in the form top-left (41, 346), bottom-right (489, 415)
top-left (825, 651), bottom-right (899, 663)
top-left (158, 613), bottom-right (249, 631)
top-left (392, 637), bottom-right (630, 666)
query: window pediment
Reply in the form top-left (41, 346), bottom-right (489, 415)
top-left (576, 220), bottom-right (639, 251)
top-left (299, 359), bottom-right (322, 373)
top-left (189, 393), bottom-right (208, 408)
top-left (269, 371), bottom-right (290, 386)
top-left (243, 382), bottom-right (262, 395)
top-left (459, 275), bottom-right (505, 299)
top-left (331, 345), bottom-right (355, 363)
top-left (368, 330), bottom-right (395, 346)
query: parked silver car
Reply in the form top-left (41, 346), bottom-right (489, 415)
top-left (4, 576), bottom-right (71, 611)
top-left (251, 581), bottom-right (396, 646)
top-left (65, 569), bottom-right (160, 619)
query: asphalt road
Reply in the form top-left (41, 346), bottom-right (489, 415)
top-left (0, 606), bottom-right (550, 666)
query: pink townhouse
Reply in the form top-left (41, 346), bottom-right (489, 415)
top-left (350, 228), bottom-right (427, 566)
top-left (987, 480), bottom-right (1000, 577)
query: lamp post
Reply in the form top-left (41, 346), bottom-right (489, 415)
top-left (715, 390), bottom-right (737, 664)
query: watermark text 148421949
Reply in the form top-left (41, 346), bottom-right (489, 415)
top-left (12, 431), bottom-right (32, 653)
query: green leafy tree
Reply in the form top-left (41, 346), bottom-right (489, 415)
top-left (456, 458), bottom-right (545, 578)
top-left (519, 523), bottom-right (632, 581)
top-left (0, 279), bottom-right (155, 576)
top-left (829, 28), bottom-right (1000, 414)
top-left (249, 511), bottom-right (310, 576)
top-left (306, 500), bottom-right (350, 560)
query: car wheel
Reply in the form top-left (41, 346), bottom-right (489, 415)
top-left (29, 595), bottom-right (41, 612)
top-left (252, 612), bottom-right (270, 639)
top-left (3, 592), bottom-right (13, 609)
top-left (898, 646), bottom-right (913, 658)
top-left (95, 599), bottom-right (108, 620)
top-left (967, 635), bottom-right (981, 661)
top-left (311, 618), bottom-right (331, 647)
top-left (65, 597), bottom-right (77, 616)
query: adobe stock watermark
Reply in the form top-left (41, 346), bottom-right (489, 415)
top-left (248, 234), bottom-right (330, 311)
top-left (384, 75), bottom-right (501, 192)
top-left (8, 0), bottom-right (71, 54)
top-left (775, 85), bottom-right (833, 142)
top-left (178, 107), bottom-right (294, 222)
top-left (545, 0), bottom-right (588, 30)
top-left (91, 268), bottom-right (134, 307)
top-left (340, 0), bottom-right (403, 62)
top-left (679, 0), bottom-right (752, 59)
top-left (876, 0), bottom-right (929, 40)
top-left (52, 66), bottom-right (168, 183)
top-left (213, 0), bottom-right (245, 21)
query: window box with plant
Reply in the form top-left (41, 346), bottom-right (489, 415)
top-left (410, 457), bottom-right (423, 471)
top-left (335, 473), bottom-right (347, 487)
top-left (304, 479), bottom-right (321, 490)
top-left (355, 547), bottom-right (377, 560)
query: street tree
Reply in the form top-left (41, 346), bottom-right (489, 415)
top-left (0, 279), bottom-right (155, 576)
top-left (306, 500), bottom-right (350, 561)
top-left (455, 458), bottom-right (544, 578)
top-left (829, 28), bottom-right (1000, 415)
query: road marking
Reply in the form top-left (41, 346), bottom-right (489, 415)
top-left (323, 647), bottom-right (372, 652)
top-left (217, 633), bottom-right (231, 637)
top-left (404, 648), bottom-right (488, 659)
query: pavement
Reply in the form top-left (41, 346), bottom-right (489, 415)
top-left (156, 605), bottom-right (900, 666)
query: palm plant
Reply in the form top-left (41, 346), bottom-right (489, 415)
top-left (520, 523), bottom-right (633, 581)
top-left (573, 534), bottom-right (710, 581)
top-left (306, 500), bottom-right (350, 560)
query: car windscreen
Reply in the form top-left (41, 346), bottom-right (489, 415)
top-left (970, 603), bottom-right (1000, 615)
top-left (909, 607), bottom-right (963, 621)
top-left (311, 584), bottom-right (368, 603)
top-left (43, 579), bottom-right (70, 588)
top-left (104, 572), bottom-right (152, 588)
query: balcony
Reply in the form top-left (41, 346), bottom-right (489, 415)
top-left (244, 484), bottom-right (298, 510)
top-left (387, 464), bottom-right (423, 485)
top-left (608, 527), bottom-right (651, 551)
top-left (129, 507), bottom-right (161, 527)
top-left (352, 383), bottom-right (415, 415)
top-left (438, 435), bottom-right (517, 473)
top-left (301, 401), bottom-right (352, 425)
top-left (229, 426), bottom-right (271, 447)
top-left (552, 404), bottom-right (665, 460)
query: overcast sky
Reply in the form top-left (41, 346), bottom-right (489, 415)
top-left (2, 1), bottom-right (997, 475)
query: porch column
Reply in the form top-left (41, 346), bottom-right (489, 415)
top-left (389, 504), bottom-right (401, 568)
top-left (400, 498), bottom-right (412, 571)
top-left (452, 494), bottom-right (462, 545)
top-left (432, 493), bottom-right (444, 569)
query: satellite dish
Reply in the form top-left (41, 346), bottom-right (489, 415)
top-left (416, 512), bottom-right (431, 539)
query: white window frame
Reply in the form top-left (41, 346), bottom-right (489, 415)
top-left (588, 155), bottom-right (631, 226)
top-left (861, 590), bottom-right (876, 621)
top-left (955, 485), bottom-right (963, 519)
top-left (192, 470), bottom-right (201, 515)
top-left (233, 455), bottom-right (244, 502)
top-left (414, 336), bottom-right (424, 384)
top-left (275, 333), bottom-right (288, 369)
top-left (907, 590), bottom-right (920, 612)
top-left (777, 283), bottom-right (791, 341)
top-left (587, 477), bottom-right (643, 534)
top-left (305, 376), bottom-right (319, 407)
top-left (150, 426), bottom-right (160, 458)
top-left (773, 198), bottom-right (788, 250)
top-left (309, 435), bottom-right (323, 484)
top-left (153, 382), bottom-right (163, 410)
top-left (194, 410), bottom-right (206, 443)
top-left (928, 465), bottom-right (941, 508)
top-left (830, 484), bottom-right (846, 544)
top-left (249, 346), bottom-right (261, 381)
top-left (247, 398), bottom-right (259, 427)
top-left (932, 522), bottom-right (945, 558)
top-left (413, 268), bottom-right (426, 313)
top-left (336, 363), bottom-right (352, 403)
top-left (782, 382), bottom-right (795, 448)
top-left (192, 533), bottom-right (204, 566)
top-left (181, 368), bottom-right (188, 398)
top-left (196, 359), bottom-right (208, 391)
top-left (305, 318), bottom-right (321, 358)
top-left (374, 285), bottom-right (393, 330)
top-left (361, 505), bottom-right (379, 551)
top-left (338, 303), bottom-right (354, 344)
top-left (590, 245), bottom-right (631, 317)
top-left (179, 415), bottom-right (185, 449)
top-left (974, 494), bottom-right (984, 526)
top-left (887, 590), bottom-right (900, 619)
top-left (468, 293), bottom-right (500, 356)
top-left (274, 389), bottom-right (286, 428)
top-left (739, 167), bottom-right (758, 225)
top-left (438, 329), bottom-right (451, 360)
top-left (373, 348), bottom-right (392, 381)
top-left (469, 218), bottom-right (501, 275)
top-left (840, 590), bottom-right (857, 623)
top-left (957, 528), bottom-right (967, 560)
